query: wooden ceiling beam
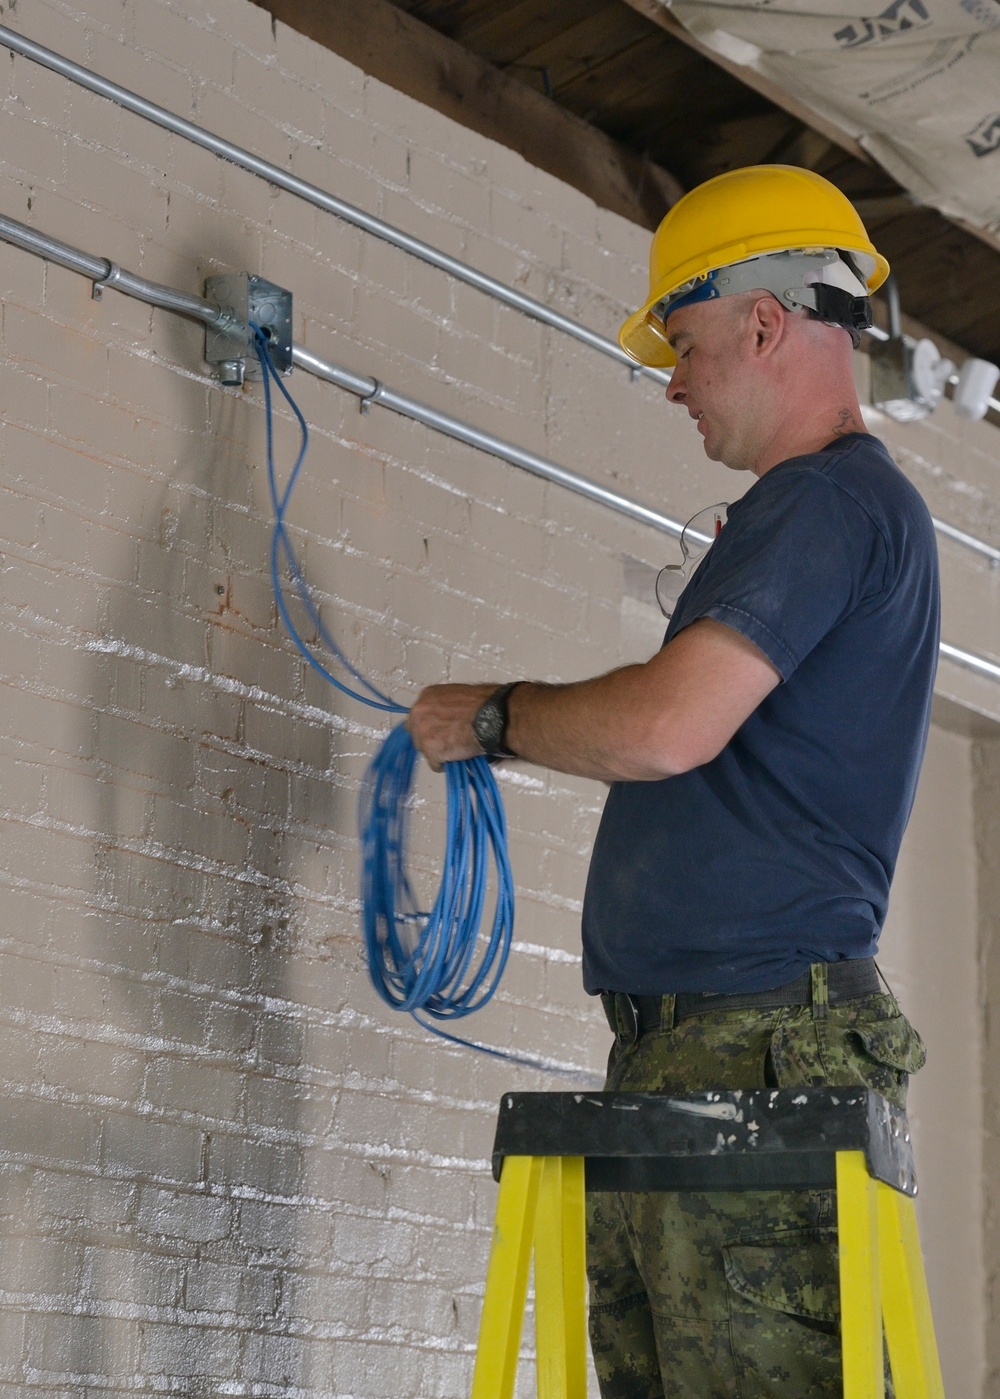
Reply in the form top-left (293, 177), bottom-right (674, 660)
top-left (436, 0), bottom-right (613, 67)
top-left (252, 0), bottom-right (683, 229)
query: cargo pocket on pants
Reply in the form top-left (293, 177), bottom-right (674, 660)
top-left (723, 1232), bottom-right (843, 1398)
top-left (822, 1009), bottom-right (927, 1108)
top-left (770, 1001), bottom-right (927, 1110)
top-left (849, 1016), bottom-right (927, 1076)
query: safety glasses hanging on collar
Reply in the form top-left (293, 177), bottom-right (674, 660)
top-left (656, 503), bottom-right (729, 618)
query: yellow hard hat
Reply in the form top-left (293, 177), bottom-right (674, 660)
top-left (619, 165), bottom-right (890, 368)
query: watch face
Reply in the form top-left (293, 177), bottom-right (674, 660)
top-left (473, 699), bottom-right (503, 750)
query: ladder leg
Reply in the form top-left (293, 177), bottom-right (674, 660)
top-left (471, 1154), bottom-right (543, 1399)
top-left (877, 1183), bottom-right (945, 1399)
top-left (534, 1156), bottom-right (587, 1399)
top-left (837, 1149), bottom-right (884, 1399)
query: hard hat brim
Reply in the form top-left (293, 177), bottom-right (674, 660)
top-left (619, 306), bottom-right (679, 368)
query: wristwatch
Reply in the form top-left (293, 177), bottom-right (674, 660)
top-left (472, 682), bottom-right (522, 757)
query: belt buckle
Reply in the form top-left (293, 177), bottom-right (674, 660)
top-left (614, 993), bottom-right (640, 1047)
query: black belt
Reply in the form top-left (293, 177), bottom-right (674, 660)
top-left (601, 958), bottom-right (881, 1044)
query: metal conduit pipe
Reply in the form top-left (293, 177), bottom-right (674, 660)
top-left (0, 209), bottom-right (997, 686)
top-left (2, 207), bottom-right (996, 565)
top-left (290, 345), bottom-right (683, 535)
top-left (292, 346), bottom-right (1000, 568)
top-left (2, 25), bottom-right (998, 421)
top-left (939, 643), bottom-right (1000, 682)
top-left (933, 518), bottom-right (1000, 564)
top-left (0, 215), bottom-right (232, 328)
top-left (0, 23), bottom-right (670, 387)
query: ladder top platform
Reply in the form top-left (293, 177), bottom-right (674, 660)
top-left (491, 1088), bottom-right (916, 1196)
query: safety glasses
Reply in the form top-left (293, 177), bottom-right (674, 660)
top-left (656, 503), bottom-right (729, 618)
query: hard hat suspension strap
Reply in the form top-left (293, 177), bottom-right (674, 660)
top-left (810, 283), bottom-right (872, 334)
top-left (653, 249), bottom-right (872, 345)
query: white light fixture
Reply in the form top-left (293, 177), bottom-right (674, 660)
top-left (869, 276), bottom-right (955, 423)
top-left (953, 357), bottom-right (1000, 421)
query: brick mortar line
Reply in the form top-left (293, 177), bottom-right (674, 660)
top-left (1, 1222), bottom-right (493, 1298)
top-left (2, 300), bottom-right (662, 562)
top-left (2, 312), bottom-right (223, 393)
top-left (2, 807), bottom-right (311, 897)
top-left (2, 1080), bottom-right (308, 1149)
top-left (0, 348), bottom-right (658, 592)
top-left (13, 1360), bottom-right (352, 1399)
top-left (0, 457), bottom-right (209, 548)
top-left (0, 932), bottom-right (579, 1023)
top-left (0, 1006), bottom-right (587, 1113)
top-left (3, 707), bottom-right (591, 841)
top-left (0, 1214), bottom-right (494, 1287)
top-left (3, 713), bottom-right (594, 899)
top-left (0, 836), bottom-right (585, 926)
top-left (0, 865), bottom-right (334, 936)
top-left (0, 1283), bottom-right (486, 1347)
top-left (0, 619), bottom-right (386, 743)
top-left (3, 253), bottom-right (593, 439)
top-left (0, 1061), bottom-right (584, 1143)
top-left (12, 1359), bottom-right (452, 1399)
top-left (0, 990), bottom-right (594, 1091)
top-left (299, 536), bottom-right (588, 607)
top-left (0, 976), bottom-right (593, 1088)
top-left (1, 1132), bottom-right (493, 1216)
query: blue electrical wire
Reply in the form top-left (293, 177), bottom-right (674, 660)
top-left (254, 326), bottom-right (402, 714)
top-left (250, 324), bottom-right (588, 1078)
top-left (360, 722), bottom-right (515, 1020)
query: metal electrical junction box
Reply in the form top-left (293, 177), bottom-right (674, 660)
top-left (204, 273), bottom-right (293, 386)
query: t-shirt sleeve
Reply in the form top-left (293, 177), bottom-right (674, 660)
top-left (673, 469), bottom-right (889, 681)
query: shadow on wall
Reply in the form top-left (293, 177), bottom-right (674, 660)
top-left (33, 331), bottom-right (351, 1389)
top-left (0, 263), bottom-right (491, 1390)
top-left (90, 376), bottom-right (316, 1389)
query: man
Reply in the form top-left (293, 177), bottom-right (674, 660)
top-left (407, 165), bottom-right (939, 1397)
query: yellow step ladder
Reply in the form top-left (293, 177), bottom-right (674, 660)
top-left (470, 1089), bottom-right (944, 1399)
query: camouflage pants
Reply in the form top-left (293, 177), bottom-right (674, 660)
top-left (587, 966), bottom-right (926, 1399)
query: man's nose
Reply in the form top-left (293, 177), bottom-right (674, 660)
top-left (666, 369), bottom-right (685, 405)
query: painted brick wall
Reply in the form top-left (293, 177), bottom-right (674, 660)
top-left (971, 732), bottom-right (1000, 1399)
top-left (0, 0), bottom-right (999, 1394)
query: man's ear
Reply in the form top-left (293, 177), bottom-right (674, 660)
top-left (750, 295), bottom-right (786, 355)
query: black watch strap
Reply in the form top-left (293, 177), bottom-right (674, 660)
top-left (472, 682), bottom-right (522, 757)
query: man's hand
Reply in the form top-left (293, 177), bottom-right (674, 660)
top-left (406, 682), bottom-right (495, 771)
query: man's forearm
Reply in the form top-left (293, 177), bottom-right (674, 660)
top-left (406, 619), bottom-right (781, 781)
top-left (504, 670), bottom-right (684, 781)
top-left (403, 668), bottom-right (666, 778)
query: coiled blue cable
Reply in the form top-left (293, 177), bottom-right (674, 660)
top-left (360, 722), bottom-right (514, 1020)
top-left (251, 325), bottom-right (584, 1075)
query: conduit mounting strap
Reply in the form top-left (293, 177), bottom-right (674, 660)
top-left (359, 380), bottom-right (389, 416)
top-left (288, 345), bottom-right (683, 533)
top-left (91, 261), bottom-right (122, 301)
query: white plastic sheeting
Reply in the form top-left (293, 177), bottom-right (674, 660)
top-left (659, 0), bottom-right (1000, 236)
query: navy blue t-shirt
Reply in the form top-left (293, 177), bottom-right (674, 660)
top-left (581, 433), bottom-right (940, 995)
